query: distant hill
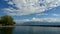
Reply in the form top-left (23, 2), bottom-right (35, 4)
top-left (16, 21), bottom-right (60, 25)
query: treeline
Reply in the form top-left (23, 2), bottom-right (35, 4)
top-left (0, 15), bottom-right (15, 26)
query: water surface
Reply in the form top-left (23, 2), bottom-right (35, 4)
top-left (0, 26), bottom-right (60, 34)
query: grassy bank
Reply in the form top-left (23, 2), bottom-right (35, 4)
top-left (0, 24), bottom-right (14, 27)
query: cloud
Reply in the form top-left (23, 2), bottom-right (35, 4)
top-left (36, 13), bottom-right (48, 16)
top-left (30, 17), bottom-right (60, 22)
top-left (14, 17), bottom-right (60, 23)
top-left (36, 13), bottom-right (60, 17)
top-left (3, 0), bottom-right (60, 16)
top-left (8, 1), bottom-right (14, 5)
top-left (52, 14), bottom-right (59, 16)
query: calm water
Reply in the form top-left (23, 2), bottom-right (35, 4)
top-left (0, 26), bottom-right (60, 34)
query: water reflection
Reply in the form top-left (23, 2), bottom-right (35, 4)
top-left (0, 27), bottom-right (14, 34)
top-left (14, 26), bottom-right (60, 34)
top-left (0, 26), bottom-right (60, 34)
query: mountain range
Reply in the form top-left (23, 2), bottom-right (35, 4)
top-left (16, 21), bottom-right (60, 25)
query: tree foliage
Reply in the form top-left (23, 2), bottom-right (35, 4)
top-left (0, 15), bottom-right (15, 25)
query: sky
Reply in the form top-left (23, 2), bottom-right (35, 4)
top-left (0, 0), bottom-right (60, 23)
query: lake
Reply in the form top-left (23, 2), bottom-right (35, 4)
top-left (0, 26), bottom-right (60, 34)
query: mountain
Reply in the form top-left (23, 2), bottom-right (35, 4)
top-left (18, 21), bottom-right (60, 25)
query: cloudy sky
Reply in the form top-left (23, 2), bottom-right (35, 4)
top-left (0, 0), bottom-right (60, 23)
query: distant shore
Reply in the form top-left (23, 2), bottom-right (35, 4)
top-left (15, 25), bottom-right (60, 27)
top-left (0, 25), bottom-right (60, 27)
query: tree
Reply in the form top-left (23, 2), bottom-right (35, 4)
top-left (0, 15), bottom-right (15, 25)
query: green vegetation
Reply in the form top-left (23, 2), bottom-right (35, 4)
top-left (0, 15), bottom-right (15, 26)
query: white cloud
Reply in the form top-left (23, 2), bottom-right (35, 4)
top-left (52, 14), bottom-right (59, 16)
top-left (8, 1), bottom-right (14, 5)
top-left (36, 13), bottom-right (60, 16)
top-left (31, 17), bottom-right (60, 22)
top-left (3, 0), bottom-right (60, 16)
top-left (36, 13), bottom-right (48, 16)
top-left (14, 17), bottom-right (60, 23)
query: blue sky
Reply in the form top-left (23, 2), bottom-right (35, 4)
top-left (0, 0), bottom-right (60, 23)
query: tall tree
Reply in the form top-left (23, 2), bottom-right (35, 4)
top-left (0, 15), bottom-right (15, 25)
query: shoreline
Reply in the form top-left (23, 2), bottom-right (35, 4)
top-left (0, 26), bottom-right (15, 27)
top-left (1, 25), bottom-right (60, 27)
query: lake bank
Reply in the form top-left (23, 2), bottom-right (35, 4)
top-left (0, 26), bottom-right (15, 27)
top-left (1, 25), bottom-right (60, 27)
